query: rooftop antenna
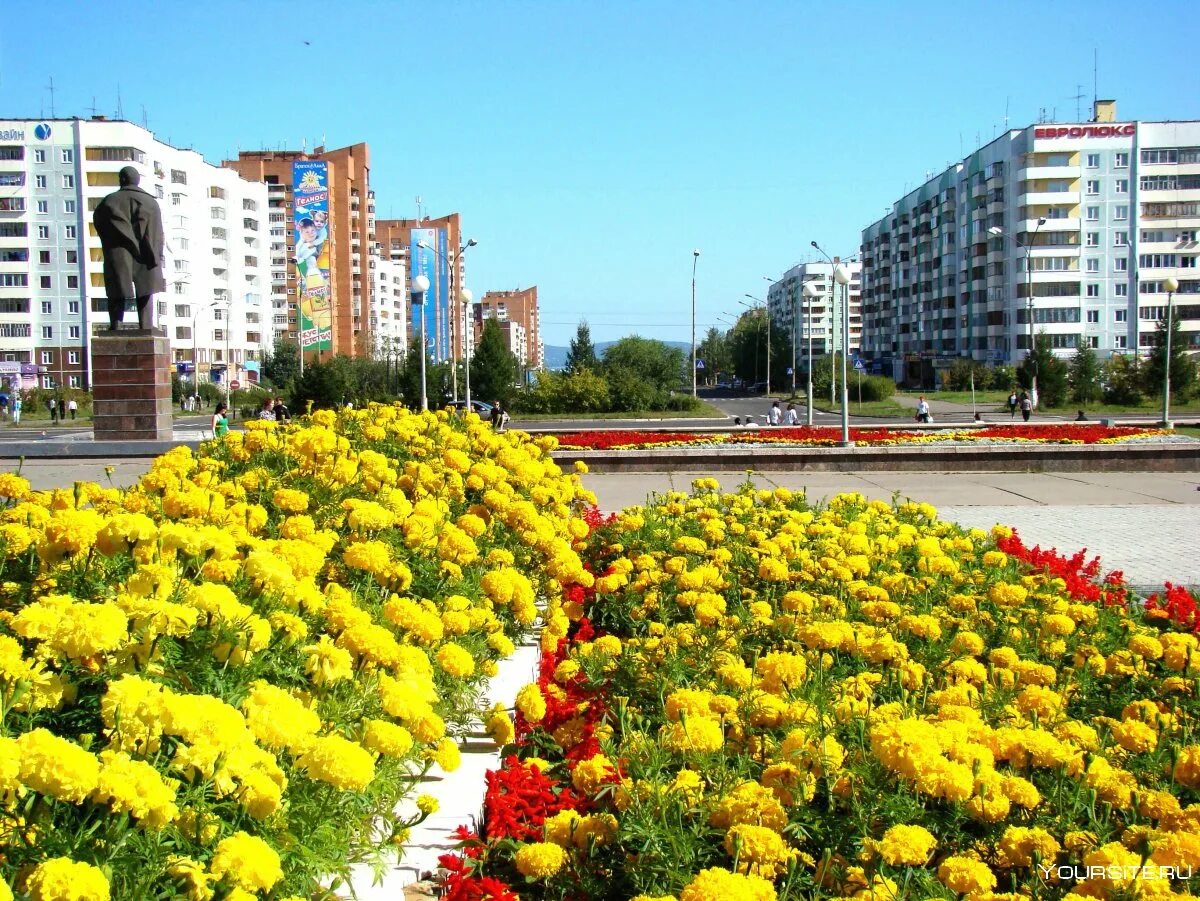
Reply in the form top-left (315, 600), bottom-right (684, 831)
top-left (1093, 48), bottom-right (1099, 115)
top-left (116, 84), bottom-right (124, 120)
top-left (45, 76), bottom-right (56, 118)
top-left (141, 104), bottom-right (148, 129)
top-left (1072, 84), bottom-right (1086, 121)
top-left (86, 97), bottom-right (99, 118)
top-left (1004, 96), bottom-right (1010, 130)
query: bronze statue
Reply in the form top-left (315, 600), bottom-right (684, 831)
top-left (92, 166), bottom-right (166, 330)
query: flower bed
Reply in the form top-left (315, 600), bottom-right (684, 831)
top-left (0, 406), bottom-right (596, 899)
top-left (554, 424), bottom-right (1172, 451)
top-left (443, 483), bottom-right (1200, 900)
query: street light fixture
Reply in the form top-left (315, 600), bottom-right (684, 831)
top-left (692, 250), bottom-right (700, 398)
top-left (417, 238), bottom-right (478, 404)
top-left (989, 217), bottom-right (1046, 401)
top-left (1162, 276), bottom-right (1180, 428)
top-left (412, 273), bottom-right (431, 411)
top-left (812, 241), bottom-right (853, 447)
top-left (744, 294), bottom-right (770, 395)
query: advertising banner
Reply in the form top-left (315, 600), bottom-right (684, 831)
top-left (410, 228), bottom-right (437, 357)
top-left (437, 227), bottom-right (450, 360)
top-left (293, 161), bottom-right (333, 352)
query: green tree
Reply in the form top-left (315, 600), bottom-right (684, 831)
top-left (471, 318), bottom-right (520, 406)
top-left (697, 327), bottom-right (731, 386)
top-left (1102, 354), bottom-right (1144, 406)
top-left (262, 340), bottom-right (300, 390)
top-left (565, 320), bottom-right (598, 373)
top-left (1143, 314), bottom-right (1198, 402)
top-left (1018, 333), bottom-right (1069, 407)
top-left (1067, 344), bottom-right (1102, 404)
top-left (600, 337), bottom-right (684, 397)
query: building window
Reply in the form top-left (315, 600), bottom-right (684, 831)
top-left (1115, 283), bottom-right (1128, 297)
top-left (33, 149), bottom-right (46, 163)
top-left (1115, 231), bottom-right (1129, 247)
top-left (1086, 284), bottom-right (1099, 297)
top-left (1086, 153), bottom-right (1100, 168)
top-left (41, 376), bottom-right (54, 389)
top-left (61, 148), bottom-right (73, 163)
top-left (68, 326), bottom-right (80, 339)
top-left (68, 300), bottom-right (79, 314)
top-left (1115, 258), bottom-right (1128, 272)
top-left (64, 226), bottom-right (76, 239)
top-left (1115, 309), bottom-right (1127, 322)
top-left (68, 375), bottom-right (80, 388)
top-left (1086, 259), bottom-right (1099, 273)
top-left (1114, 204), bottom-right (1128, 221)
top-left (34, 174), bottom-right (47, 189)
top-left (1087, 180), bottom-right (1100, 195)
top-left (1142, 149), bottom-right (1178, 164)
top-left (1086, 206), bottom-right (1100, 221)
top-left (36, 226), bottom-right (49, 240)
top-left (36, 200), bottom-right (48, 214)
top-left (1116, 179), bottom-right (1129, 194)
top-left (68, 351), bottom-right (80, 364)
top-left (66, 275), bottom-right (78, 288)
top-left (63, 199), bottom-right (76, 214)
top-left (1086, 232), bottom-right (1099, 247)
top-left (41, 326), bottom-right (53, 339)
top-left (61, 174), bottom-right (74, 189)
top-left (40, 301), bottom-right (52, 314)
top-left (66, 250), bottom-right (77, 263)
top-left (1087, 335), bottom-right (1099, 348)
top-left (1114, 152), bottom-right (1129, 168)
top-left (38, 250), bottom-right (50, 264)
top-left (1086, 309), bottom-right (1100, 323)
top-left (40, 351), bottom-right (53, 365)
top-left (39, 276), bottom-right (51, 290)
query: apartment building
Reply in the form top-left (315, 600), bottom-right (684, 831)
top-left (375, 213), bottom-right (467, 362)
top-left (860, 100), bottom-right (1200, 386)
top-left (224, 143), bottom-right (374, 360)
top-left (765, 260), bottom-right (862, 363)
top-left (0, 117), bottom-right (269, 391)
top-left (475, 287), bottom-right (544, 371)
top-left (371, 252), bottom-right (407, 356)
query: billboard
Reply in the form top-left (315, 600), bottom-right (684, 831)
top-left (410, 228), bottom-right (437, 358)
top-left (293, 161), bottom-right (333, 352)
top-left (437, 228), bottom-right (450, 360)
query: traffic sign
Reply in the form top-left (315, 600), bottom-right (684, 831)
top-left (230, 379), bottom-right (241, 391)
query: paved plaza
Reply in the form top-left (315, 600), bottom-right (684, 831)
top-left (4, 458), bottom-right (1197, 589)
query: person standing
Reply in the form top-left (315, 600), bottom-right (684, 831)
top-left (785, 403), bottom-right (798, 425)
top-left (57, 397), bottom-right (66, 422)
top-left (769, 400), bottom-right (782, 426)
top-left (1007, 390), bottom-right (1018, 419)
top-left (258, 397), bottom-right (276, 421)
top-left (916, 395), bottom-right (931, 423)
top-left (68, 398), bottom-right (78, 420)
top-left (11, 394), bottom-right (21, 424)
top-left (1019, 391), bottom-right (1033, 422)
top-left (47, 398), bottom-right (57, 423)
top-left (211, 402), bottom-right (229, 438)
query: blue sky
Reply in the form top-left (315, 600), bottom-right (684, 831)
top-left (3, 0), bottom-right (1198, 345)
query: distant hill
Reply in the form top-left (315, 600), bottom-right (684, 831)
top-left (543, 340), bottom-right (691, 371)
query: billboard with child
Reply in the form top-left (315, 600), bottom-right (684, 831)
top-left (293, 161), bottom-right (333, 352)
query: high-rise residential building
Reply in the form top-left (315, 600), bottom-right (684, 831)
top-left (766, 260), bottom-right (862, 365)
top-left (475, 287), bottom-right (543, 371)
top-left (0, 117), bottom-right (268, 392)
top-left (374, 214), bottom-right (468, 362)
top-left (223, 143), bottom-right (374, 360)
top-left (860, 100), bottom-right (1200, 386)
top-left (371, 252), bottom-right (407, 357)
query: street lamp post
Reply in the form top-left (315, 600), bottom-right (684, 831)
top-left (412, 273), bottom-right (431, 410)
top-left (812, 242), bottom-right (853, 446)
top-left (692, 250), bottom-right (700, 398)
top-left (417, 238), bottom-right (478, 403)
top-left (989, 218), bottom-right (1045, 400)
top-left (461, 287), bottom-right (475, 409)
top-left (802, 281), bottom-right (819, 426)
top-left (744, 294), bottom-right (769, 394)
top-left (1162, 276), bottom-right (1180, 428)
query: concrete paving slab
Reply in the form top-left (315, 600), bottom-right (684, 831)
top-left (1033, 471), bottom-right (1200, 505)
top-left (2, 459), bottom-right (152, 491)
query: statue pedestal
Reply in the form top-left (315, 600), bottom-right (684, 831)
top-left (91, 327), bottom-right (173, 441)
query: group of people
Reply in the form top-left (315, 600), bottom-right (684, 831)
top-left (732, 400), bottom-right (801, 427)
top-left (1006, 390), bottom-right (1035, 422)
top-left (0, 393), bottom-right (19, 423)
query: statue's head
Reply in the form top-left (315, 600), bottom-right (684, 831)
top-left (118, 166), bottom-right (140, 188)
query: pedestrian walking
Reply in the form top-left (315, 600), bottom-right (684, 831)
top-left (11, 395), bottom-right (21, 424)
top-left (769, 400), bottom-right (782, 426)
top-left (785, 403), bottom-right (798, 425)
top-left (1007, 390), bottom-right (1018, 419)
top-left (1019, 391), bottom-right (1033, 422)
top-left (57, 397), bottom-right (66, 421)
top-left (211, 402), bottom-right (229, 438)
top-left (915, 395), bottom-right (931, 423)
top-left (68, 398), bottom-right (77, 420)
top-left (47, 399), bottom-right (56, 423)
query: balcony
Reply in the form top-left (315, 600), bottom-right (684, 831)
top-left (1020, 190), bottom-right (1080, 206)
top-left (1018, 166), bottom-right (1078, 181)
top-left (1024, 217), bottom-right (1079, 233)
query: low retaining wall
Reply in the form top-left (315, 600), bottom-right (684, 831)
top-left (552, 442), bottom-right (1200, 473)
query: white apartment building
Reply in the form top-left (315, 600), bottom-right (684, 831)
top-left (0, 117), bottom-right (270, 392)
top-left (371, 251), bottom-right (407, 356)
top-left (860, 101), bottom-right (1200, 386)
top-left (765, 259), bottom-right (863, 363)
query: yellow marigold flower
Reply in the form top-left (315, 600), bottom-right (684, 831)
top-left (710, 781), bottom-right (787, 832)
top-left (92, 750), bottom-right (179, 830)
top-left (241, 681), bottom-right (320, 751)
top-left (210, 831), bottom-right (283, 893)
top-left (724, 824), bottom-right (795, 879)
top-left (754, 652), bottom-right (807, 694)
top-left (416, 794), bottom-right (439, 816)
top-left (17, 729), bottom-right (100, 804)
top-left (997, 826), bottom-right (1060, 868)
top-left (271, 488), bottom-right (310, 513)
top-left (515, 841), bottom-right (567, 879)
top-left (486, 708), bottom-right (516, 747)
top-left (572, 754), bottom-right (616, 796)
top-left (937, 856), bottom-right (996, 894)
top-left (363, 719), bottom-right (414, 758)
top-left (679, 866), bottom-right (777, 901)
top-left (544, 809), bottom-right (584, 847)
top-left (662, 716), bottom-right (725, 754)
top-left (515, 683), bottom-right (547, 723)
top-left (436, 642), bottom-right (476, 678)
top-left (296, 735), bottom-right (376, 791)
top-left (302, 635), bottom-right (354, 686)
top-left (878, 824), bottom-right (936, 866)
top-left (1150, 831), bottom-right (1200, 869)
top-left (25, 857), bottom-right (110, 901)
top-left (432, 737), bottom-right (461, 772)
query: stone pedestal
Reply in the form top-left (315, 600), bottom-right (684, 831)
top-left (91, 327), bottom-right (173, 441)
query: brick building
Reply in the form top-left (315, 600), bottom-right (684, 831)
top-left (475, 287), bottom-right (543, 372)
